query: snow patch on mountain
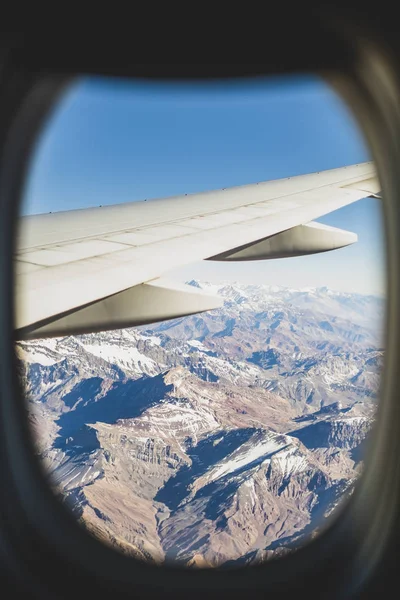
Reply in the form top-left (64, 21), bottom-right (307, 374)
top-left (16, 343), bottom-right (61, 366)
top-left (207, 433), bottom-right (289, 483)
top-left (271, 445), bottom-right (309, 477)
top-left (79, 341), bottom-right (158, 374)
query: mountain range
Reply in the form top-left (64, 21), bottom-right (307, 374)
top-left (16, 282), bottom-right (384, 567)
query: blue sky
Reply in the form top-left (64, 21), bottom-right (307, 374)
top-left (22, 76), bottom-right (385, 295)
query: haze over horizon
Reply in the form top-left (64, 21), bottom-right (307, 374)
top-left (183, 278), bottom-right (386, 299)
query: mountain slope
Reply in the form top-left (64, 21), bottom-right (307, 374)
top-left (17, 282), bottom-right (383, 566)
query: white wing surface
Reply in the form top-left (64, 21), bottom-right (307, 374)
top-left (15, 162), bottom-right (379, 339)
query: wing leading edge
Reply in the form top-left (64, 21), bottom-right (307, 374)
top-left (15, 162), bottom-right (379, 339)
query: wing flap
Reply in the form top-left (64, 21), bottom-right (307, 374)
top-left (16, 278), bottom-right (222, 340)
top-left (342, 177), bottom-right (380, 195)
top-left (208, 221), bottom-right (357, 261)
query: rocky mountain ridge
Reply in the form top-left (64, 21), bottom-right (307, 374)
top-left (17, 282), bottom-right (383, 566)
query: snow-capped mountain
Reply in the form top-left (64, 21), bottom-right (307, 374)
top-left (16, 282), bottom-right (384, 566)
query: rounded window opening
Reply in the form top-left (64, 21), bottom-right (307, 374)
top-left (15, 74), bottom-right (385, 568)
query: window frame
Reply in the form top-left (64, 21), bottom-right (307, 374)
top-left (0, 23), bottom-right (399, 600)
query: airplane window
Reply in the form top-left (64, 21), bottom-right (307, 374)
top-left (15, 75), bottom-right (385, 567)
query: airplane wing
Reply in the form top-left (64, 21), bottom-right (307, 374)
top-left (15, 162), bottom-right (379, 339)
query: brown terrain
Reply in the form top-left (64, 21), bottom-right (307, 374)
top-left (17, 282), bottom-right (383, 566)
